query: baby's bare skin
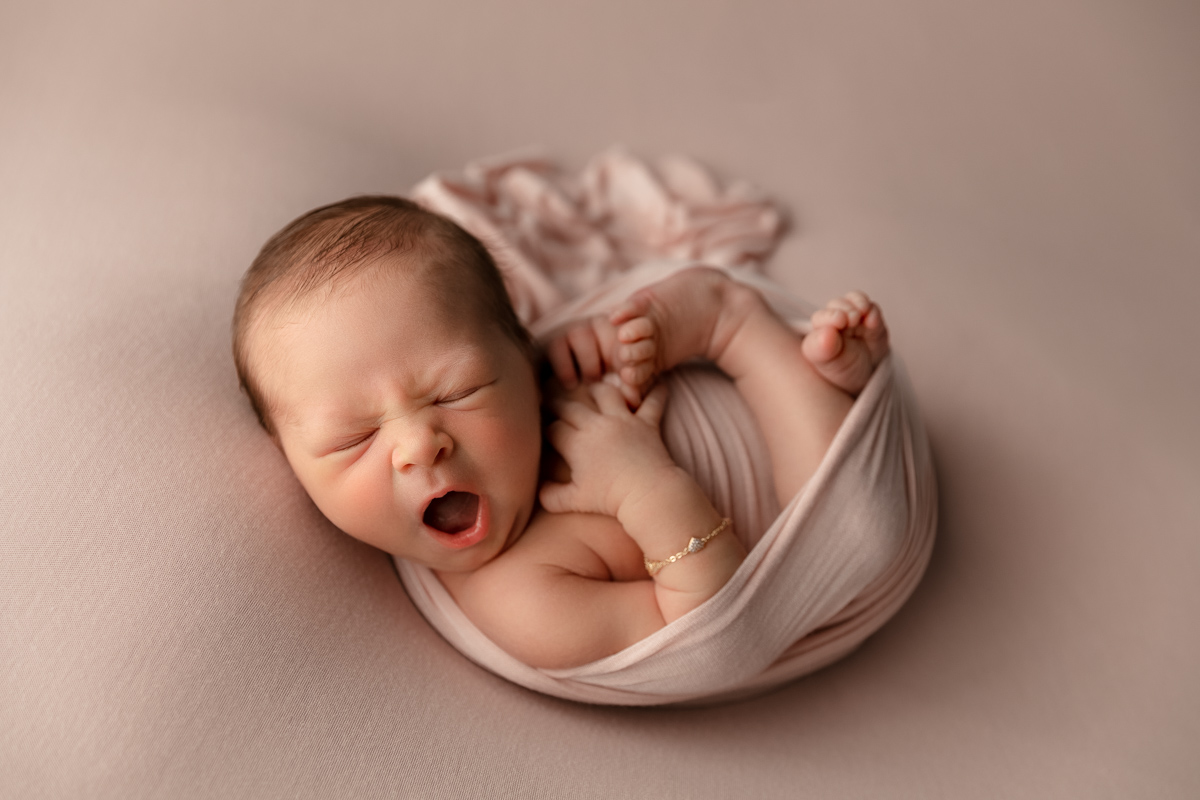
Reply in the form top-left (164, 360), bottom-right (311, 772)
top-left (444, 267), bottom-right (891, 669)
top-left (610, 268), bottom-right (889, 502)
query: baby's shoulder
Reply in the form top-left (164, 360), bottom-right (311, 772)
top-left (443, 511), bottom-right (644, 617)
top-left (441, 511), bottom-right (654, 669)
top-left (503, 510), bottom-right (645, 582)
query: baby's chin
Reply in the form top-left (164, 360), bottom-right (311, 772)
top-left (343, 470), bottom-right (540, 574)
top-left (381, 540), bottom-right (488, 575)
top-left (333, 527), bottom-right (487, 574)
top-left (414, 508), bottom-right (531, 575)
top-left (420, 543), bottom-right (502, 576)
top-left (464, 490), bottom-right (538, 571)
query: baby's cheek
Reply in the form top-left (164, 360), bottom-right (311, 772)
top-left (486, 415), bottom-right (542, 479)
top-left (319, 463), bottom-right (397, 547)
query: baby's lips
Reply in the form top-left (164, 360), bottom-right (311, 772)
top-left (423, 490), bottom-right (480, 534)
top-left (421, 490), bottom-right (490, 551)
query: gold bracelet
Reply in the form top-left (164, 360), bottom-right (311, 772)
top-left (644, 518), bottom-right (732, 576)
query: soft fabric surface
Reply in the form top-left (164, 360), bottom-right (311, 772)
top-left (399, 154), bottom-right (936, 704)
top-left (4, 1), bottom-right (1197, 797)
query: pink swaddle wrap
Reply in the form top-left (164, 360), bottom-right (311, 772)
top-left (395, 151), bottom-right (937, 706)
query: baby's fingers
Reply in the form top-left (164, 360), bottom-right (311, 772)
top-left (635, 382), bottom-right (669, 428)
top-left (545, 336), bottom-right (580, 388)
top-left (547, 396), bottom-right (595, 429)
top-left (543, 419), bottom-right (574, 452)
top-left (603, 371), bottom-right (643, 408)
top-left (538, 480), bottom-right (578, 514)
top-left (565, 325), bottom-right (604, 383)
top-left (589, 379), bottom-right (633, 415)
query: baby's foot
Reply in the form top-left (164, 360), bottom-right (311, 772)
top-left (800, 291), bottom-right (890, 395)
top-left (608, 267), bottom-right (761, 394)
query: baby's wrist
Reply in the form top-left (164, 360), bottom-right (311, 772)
top-left (616, 464), bottom-right (687, 518)
top-left (616, 467), bottom-right (716, 550)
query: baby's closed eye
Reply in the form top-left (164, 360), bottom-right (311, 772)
top-left (436, 380), bottom-right (496, 408)
top-left (331, 430), bottom-right (378, 452)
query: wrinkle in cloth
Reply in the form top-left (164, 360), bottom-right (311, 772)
top-left (397, 150), bottom-right (937, 705)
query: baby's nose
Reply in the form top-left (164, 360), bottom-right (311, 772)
top-left (391, 426), bottom-right (453, 471)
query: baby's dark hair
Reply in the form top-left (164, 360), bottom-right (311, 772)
top-left (232, 195), bottom-right (534, 436)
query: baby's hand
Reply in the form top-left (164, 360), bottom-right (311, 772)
top-left (544, 317), bottom-right (643, 407)
top-left (539, 381), bottom-right (674, 519)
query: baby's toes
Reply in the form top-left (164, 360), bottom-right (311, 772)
top-left (619, 339), bottom-right (657, 365)
top-left (811, 307), bottom-right (850, 330)
top-left (844, 290), bottom-right (872, 315)
top-left (617, 334), bottom-right (661, 396)
top-left (610, 294), bottom-right (653, 327)
top-left (620, 361), bottom-right (656, 389)
top-left (616, 316), bottom-right (655, 344)
top-left (830, 294), bottom-right (875, 326)
top-left (859, 304), bottom-right (891, 361)
top-left (800, 324), bottom-right (844, 365)
top-left (859, 304), bottom-right (883, 335)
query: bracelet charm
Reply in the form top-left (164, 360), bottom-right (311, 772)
top-left (644, 518), bottom-right (732, 576)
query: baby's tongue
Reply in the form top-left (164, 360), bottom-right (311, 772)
top-left (423, 491), bottom-right (479, 534)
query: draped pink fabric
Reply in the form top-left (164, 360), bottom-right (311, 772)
top-left (397, 151), bottom-right (937, 705)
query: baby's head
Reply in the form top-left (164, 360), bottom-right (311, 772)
top-left (234, 196), bottom-right (543, 573)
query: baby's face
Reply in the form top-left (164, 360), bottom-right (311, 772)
top-left (252, 261), bottom-right (542, 574)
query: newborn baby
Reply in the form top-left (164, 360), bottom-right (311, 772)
top-left (233, 195), bottom-right (890, 670)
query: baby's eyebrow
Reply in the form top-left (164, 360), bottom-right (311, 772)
top-left (331, 411), bottom-right (381, 428)
top-left (293, 411), bottom-right (378, 448)
top-left (320, 413), bottom-right (380, 436)
top-left (292, 355), bottom-right (494, 448)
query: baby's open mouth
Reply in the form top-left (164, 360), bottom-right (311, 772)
top-left (423, 491), bottom-right (480, 534)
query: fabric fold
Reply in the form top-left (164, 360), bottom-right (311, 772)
top-left (397, 151), bottom-right (936, 706)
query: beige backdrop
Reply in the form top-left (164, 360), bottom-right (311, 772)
top-left (2, 0), bottom-right (1198, 797)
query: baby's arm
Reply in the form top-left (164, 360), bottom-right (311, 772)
top-left (452, 379), bottom-right (744, 669)
top-left (546, 268), bottom-right (890, 507)
top-left (608, 268), bottom-right (889, 505)
top-left (450, 270), bottom-right (890, 669)
top-left (539, 380), bottom-right (744, 620)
